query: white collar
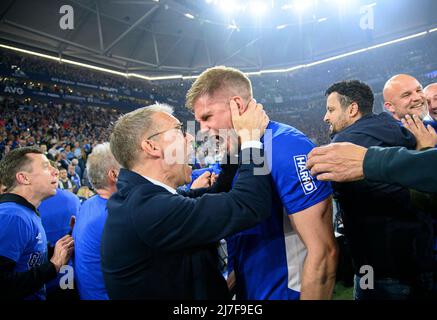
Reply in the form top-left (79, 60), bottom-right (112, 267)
top-left (142, 175), bottom-right (177, 194)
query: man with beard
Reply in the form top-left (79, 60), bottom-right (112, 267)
top-left (323, 80), bottom-right (435, 300)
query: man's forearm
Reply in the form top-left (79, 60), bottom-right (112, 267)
top-left (300, 251), bottom-right (337, 300)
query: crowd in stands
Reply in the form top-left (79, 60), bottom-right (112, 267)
top-left (0, 77), bottom-right (154, 107)
top-left (0, 96), bottom-right (122, 200)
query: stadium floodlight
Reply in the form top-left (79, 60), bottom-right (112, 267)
top-left (293, 0), bottom-right (311, 13)
top-left (249, 1), bottom-right (268, 16)
top-left (129, 73), bottom-right (182, 81)
top-left (182, 75), bottom-right (199, 80)
top-left (282, 0), bottom-right (313, 12)
top-left (333, 0), bottom-right (349, 6)
top-left (218, 0), bottom-right (245, 14)
top-left (60, 58), bottom-right (127, 77)
top-left (0, 44), bottom-right (60, 62)
top-left (331, 0), bottom-right (357, 10)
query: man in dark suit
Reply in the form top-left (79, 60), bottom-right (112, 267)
top-left (101, 101), bottom-right (272, 300)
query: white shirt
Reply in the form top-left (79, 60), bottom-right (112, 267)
top-left (142, 175), bottom-right (178, 194)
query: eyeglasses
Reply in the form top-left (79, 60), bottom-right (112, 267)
top-left (147, 123), bottom-right (187, 140)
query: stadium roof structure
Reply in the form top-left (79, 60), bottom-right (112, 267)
top-left (0, 0), bottom-right (436, 79)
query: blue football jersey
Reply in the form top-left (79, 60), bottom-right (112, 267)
top-left (73, 195), bottom-right (109, 300)
top-left (39, 188), bottom-right (81, 245)
top-left (227, 121), bottom-right (332, 300)
top-left (38, 188), bottom-right (80, 293)
top-left (424, 119), bottom-right (437, 131)
top-left (0, 202), bottom-right (49, 300)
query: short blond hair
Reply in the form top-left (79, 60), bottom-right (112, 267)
top-left (110, 104), bottom-right (174, 170)
top-left (186, 66), bottom-right (253, 110)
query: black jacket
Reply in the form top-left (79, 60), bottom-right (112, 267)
top-left (332, 113), bottom-right (435, 279)
top-left (101, 149), bottom-right (272, 300)
top-left (364, 146), bottom-right (437, 194)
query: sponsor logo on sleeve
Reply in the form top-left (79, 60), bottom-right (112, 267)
top-left (28, 252), bottom-right (44, 268)
top-left (293, 155), bottom-right (317, 195)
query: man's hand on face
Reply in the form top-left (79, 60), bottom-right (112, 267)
top-left (230, 99), bottom-right (269, 144)
top-left (307, 142), bottom-right (368, 182)
top-left (401, 114), bottom-right (437, 150)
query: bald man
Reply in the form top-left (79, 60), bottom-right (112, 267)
top-left (383, 74), bottom-right (429, 121)
top-left (424, 83), bottom-right (437, 122)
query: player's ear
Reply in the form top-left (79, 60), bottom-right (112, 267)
top-left (349, 102), bottom-right (360, 118)
top-left (230, 96), bottom-right (247, 115)
top-left (384, 101), bottom-right (395, 114)
top-left (141, 138), bottom-right (161, 158)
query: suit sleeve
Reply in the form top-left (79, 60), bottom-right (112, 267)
top-left (364, 146), bottom-right (437, 193)
top-left (130, 148), bottom-right (272, 252)
top-left (178, 154), bottom-right (239, 198)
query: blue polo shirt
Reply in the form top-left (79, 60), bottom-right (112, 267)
top-left (227, 121), bottom-right (332, 300)
top-left (0, 200), bottom-right (49, 300)
top-left (73, 195), bottom-right (109, 300)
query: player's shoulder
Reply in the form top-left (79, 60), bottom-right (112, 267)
top-left (0, 202), bottom-right (34, 228)
top-left (0, 201), bottom-right (32, 217)
top-left (81, 194), bottom-right (106, 208)
top-left (267, 121), bottom-right (315, 151)
top-left (57, 188), bottom-right (81, 203)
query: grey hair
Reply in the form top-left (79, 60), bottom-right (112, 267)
top-left (86, 142), bottom-right (120, 190)
top-left (110, 103), bottom-right (174, 170)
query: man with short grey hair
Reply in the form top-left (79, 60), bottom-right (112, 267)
top-left (109, 103), bottom-right (175, 170)
top-left (102, 102), bottom-right (273, 299)
top-left (73, 142), bottom-right (120, 300)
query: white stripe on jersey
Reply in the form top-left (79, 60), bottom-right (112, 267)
top-left (282, 208), bottom-right (307, 293)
